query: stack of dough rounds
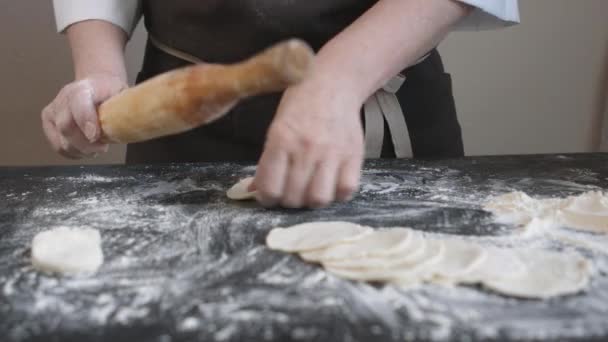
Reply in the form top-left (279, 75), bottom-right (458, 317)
top-left (266, 221), bottom-right (592, 299)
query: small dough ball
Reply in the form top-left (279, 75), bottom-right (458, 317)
top-left (31, 227), bottom-right (104, 275)
top-left (227, 177), bottom-right (256, 200)
top-left (266, 221), bottom-right (371, 252)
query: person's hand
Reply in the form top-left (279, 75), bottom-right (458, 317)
top-left (41, 74), bottom-right (127, 159)
top-left (254, 77), bottom-right (365, 208)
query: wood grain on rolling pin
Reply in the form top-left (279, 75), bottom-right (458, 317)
top-left (99, 39), bottom-right (315, 144)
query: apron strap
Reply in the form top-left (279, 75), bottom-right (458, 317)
top-left (363, 96), bottom-right (385, 158)
top-left (363, 54), bottom-right (430, 159)
top-left (149, 35), bottom-right (203, 64)
top-left (363, 74), bottom-right (412, 159)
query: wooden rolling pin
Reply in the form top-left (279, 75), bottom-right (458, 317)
top-left (99, 39), bottom-right (315, 144)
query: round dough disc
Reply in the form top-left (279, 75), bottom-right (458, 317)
top-left (299, 228), bottom-right (413, 262)
top-left (320, 231), bottom-right (428, 269)
top-left (425, 239), bottom-right (487, 280)
top-left (558, 191), bottom-right (608, 233)
top-left (484, 191), bottom-right (537, 225)
top-left (458, 247), bottom-right (527, 284)
top-left (266, 221), bottom-right (371, 252)
top-left (484, 192), bottom-right (564, 226)
top-left (227, 177), bottom-right (256, 200)
top-left (482, 249), bottom-right (591, 299)
top-left (31, 227), bottom-right (104, 275)
top-left (324, 240), bottom-right (444, 282)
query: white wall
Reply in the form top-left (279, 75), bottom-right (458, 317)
top-left (0, 0), bottom-right (606, 166)
top-left (440, 0), bottom-right (608, 155)
top-left (0, 0), bottom-right (143, 166)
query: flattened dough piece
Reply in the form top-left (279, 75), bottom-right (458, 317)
top-left (484, 191), bottom-right (563, 226)
top-left (484, 191), bottom-right (537, 225)
top-left (425, 239), bottom-right (486, 281)
top-left (266, 221), bottom-right (371, 252)
top-left (483, 249), bottom-right (591, 299)
top-left (324, 240), bottom-right (444, 282)
top-left (558, 191), bottom-right (608, 233)
top-left (321, 232), bottom-right (428, 269)
top-left (31, 227), bottom-right (104, 275)
top-left (459, 247), bottom-right (527, 284)
top-left (227, 177), bottom-right (256, 200)
top-left (299, 228), bottom-right (413, 262)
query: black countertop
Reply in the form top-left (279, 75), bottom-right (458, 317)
top-left (1, 154), bottom-right (608, 342)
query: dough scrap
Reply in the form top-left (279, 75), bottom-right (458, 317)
top-left (483, 249), bottom-right (591, 299)
top-left (484, 190), bottom-right (608, 234)
top-left (558, 191), bottom-right (608, 233)
top-left (227, 177), bottom-right (256, 200)
top-left (31, 227), bottom-right (104, 275)
top-left (266, 221), bottom-right (371, 252)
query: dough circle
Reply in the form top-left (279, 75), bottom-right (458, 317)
top-left (266, 221), bottom-right (371, 252)
top-left (483, 249), bottom-right (590, 299)
top-left (227, 177), bottom-right (256, 200)
top-left (299, 228), bottom-right (413, 263)
top-left (425, 239), bottom-right (486, 281)
top-left (266, 222), bottom-right (593, 299)
top-left (324, 239), bottom-right (444, 282)
top-left (457, 247), bottom-right (527, 284)
top-left (31, 227), bottom-right (104, 275)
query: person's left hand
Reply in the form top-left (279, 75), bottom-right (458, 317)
top-left (253, 76), bottom-right (365, 208)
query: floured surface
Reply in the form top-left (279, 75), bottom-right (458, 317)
top-left (1, 155), bottom-right (608, 341)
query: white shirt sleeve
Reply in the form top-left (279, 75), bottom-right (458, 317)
top-left (52, 0), bottom-right (518, 36)
top-left (53, 0), bottom-right (142, 36)
top-left (453, 0), bottom-right (520, 31)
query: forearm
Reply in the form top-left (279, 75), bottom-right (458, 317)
top-left (311, 0), bottom-right (471, 102)
top-left (66, 20), bottom-right (128, 81)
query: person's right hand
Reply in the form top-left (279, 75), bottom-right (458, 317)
top-left (41, 74), bottom-right (127, 159)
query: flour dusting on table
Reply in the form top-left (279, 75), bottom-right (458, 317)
top-left (1, 156), bottom-right (607, 341)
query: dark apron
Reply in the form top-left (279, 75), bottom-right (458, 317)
top-left (126, 0), bottom-right (464, 164)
